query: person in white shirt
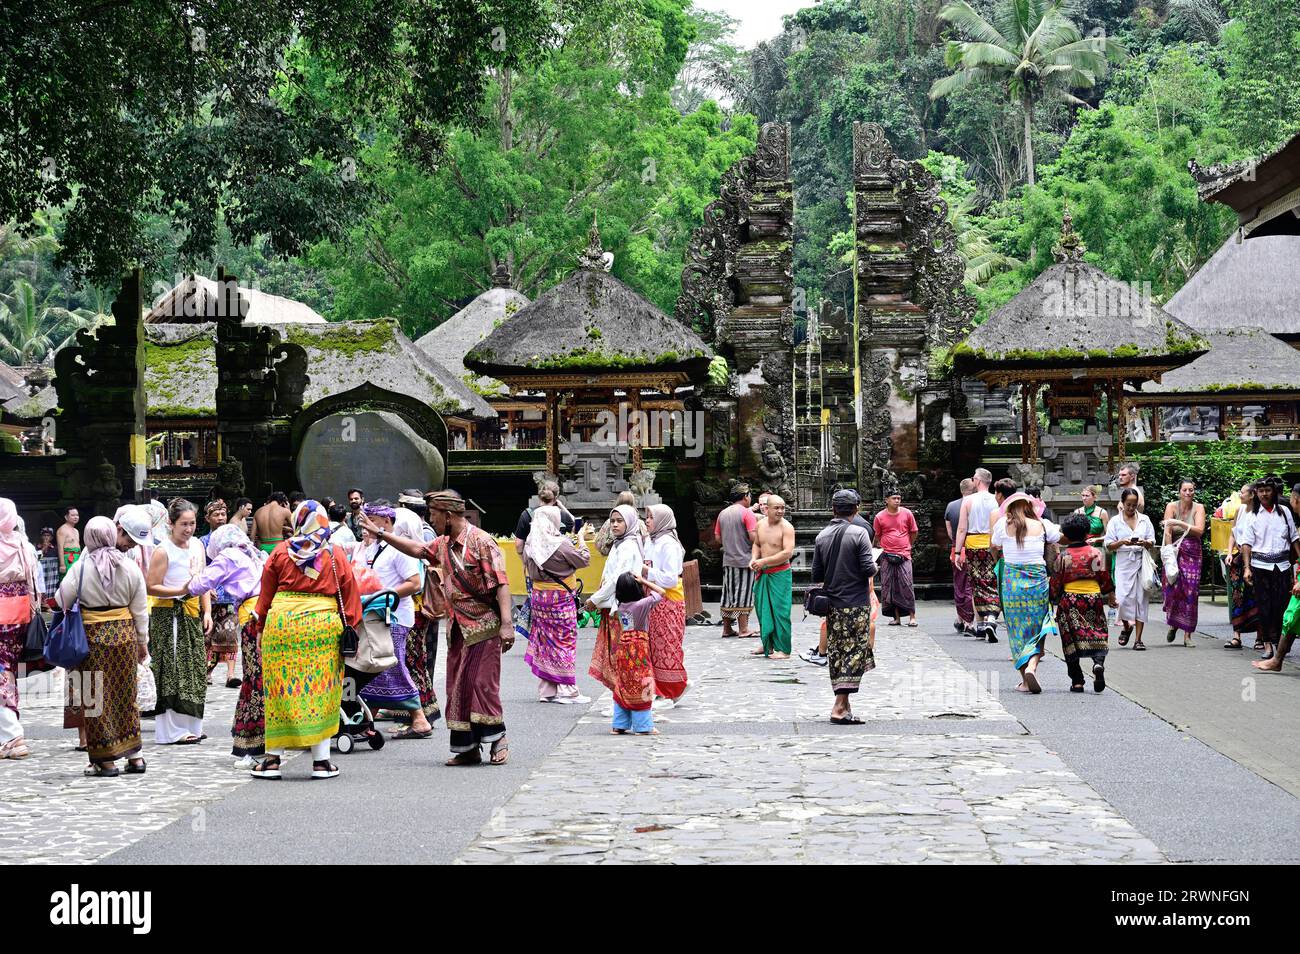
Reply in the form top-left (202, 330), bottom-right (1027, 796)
top-left (1243, 477), bottom-right (1300, 669)
top-left (991, 492), bottom-right (1060, 694)
top-left (357, 500), bottom-right (432, 739)
top-left (1105, 488), bottom-right (1157, 650)
top-left (1224, 483), bottom-right (1258, 650)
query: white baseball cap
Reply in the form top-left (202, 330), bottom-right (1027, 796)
top-left (117, 505), bottom-right (154, 547)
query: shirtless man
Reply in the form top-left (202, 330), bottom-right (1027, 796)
top-left (56, 506), bottom-right (81, 577)
top-left (750, 495), bottom-right (796, 658)
top-left (252, 491), bottom-right (292, 554)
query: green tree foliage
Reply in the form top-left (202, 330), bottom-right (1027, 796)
top-left (0, 0), bottom-right (579, 286)
top-left (311, 1), bottom-right (757, 336)
top-left (0, 277), bottom-right (103, 365)
top-left (1135, 438), bottom-right (1291, 530)
top-left (1219, 0), bottom-right (1300, 153)
top-left (931, 0), bottom-right (1127, 186)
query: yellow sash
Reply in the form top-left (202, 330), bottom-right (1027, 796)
top-left (665, 579), bottom-right (685, 602)
top-left (1065, 580), bottom-right (1101, 595)
top-left (533, 575), bottom-right (576, 592)
top-left (237, 597), bottom-right (259, 627)
top-left (153, 596), bottom-right (201, 618)
top-left (83, 606), bottom-right (133, 625)
top-left (965, 533), bottom-right (992, 550)
top-left (270, 591), bottom-right (336, 615)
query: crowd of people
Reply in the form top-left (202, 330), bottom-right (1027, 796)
top-left (941, 464), bottom-right (1300, 694)
top-left (2, 459), bottom-right (1298, 771)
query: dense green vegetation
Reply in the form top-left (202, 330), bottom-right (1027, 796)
top-left (2, 0), bottom-right (1299, 365)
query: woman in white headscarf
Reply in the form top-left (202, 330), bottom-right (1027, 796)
top-left (523, 505), bottom-right (590, 703)
top-left (57, 516), bottom-right (150, 776)
top-left (642, 503), bottom-right (688, 707)
top-left (0, 498), bottom-right (37, 759)
top-left (585, 504), bottom-right (644, 694)
top-left (158, 523), bottom-right (266, 766)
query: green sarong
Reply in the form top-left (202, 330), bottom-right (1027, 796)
top-left (753, 566), bottom-right (792, 656)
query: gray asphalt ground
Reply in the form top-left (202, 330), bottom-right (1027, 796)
top-left (927, 601), bottom-right (1300, 863)
top-left (104, 627), bottom-right (603, 865)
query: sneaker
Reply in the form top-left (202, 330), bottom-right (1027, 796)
top-left (232, 754), bottom-right (258, 770)
top-left (798, 649), bottom-right (828, 667)
top-left (651, 697), bottom-right (676, 710)
top-left (554, 694), bottom-right (592, 705)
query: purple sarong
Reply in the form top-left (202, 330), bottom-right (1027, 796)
top-left (953, 562), bottom-right (974, 624)
top-left (524, 586), bottom-right (578, 686)
top-left (1162, 536), bottom-right (1202, 632)
top-left (360, 623), bottom-right (420, 711)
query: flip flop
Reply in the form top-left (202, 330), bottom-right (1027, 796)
top-left (886, 620), bottom-right (902, 627)
top-left (390, 727), bottom-right (433, 740)
top-left (830, 714), bottom-right (864, 725)
top-left (174, 735), bottom-right (202, 745)
top-left (905, 621), bottom-right (919, 627)
top-left (1022, 671), bottom-right (1041, 694)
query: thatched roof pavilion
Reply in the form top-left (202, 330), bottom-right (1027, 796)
top-left (1191, 131), bottom-right (1300, 239)
top-left (954, 209), bottom-right (1206, 463)
top-left (415, 264), bottom-right (531, 396)
top-left (465, 221), bottom-right (712, 472)
top-left (1164, 234), bottom-right (1300, 342)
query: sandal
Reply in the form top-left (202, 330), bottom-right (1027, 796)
top-left (1118, 625), bottom-right (1131, 647)
top-left (906, 621), bottom-right (919, 627)
top-left (0, 738), bottom-right (29, 759)
top-left (445, 750), bottom-right (482, 767)
top-left (1093, 663), bottom-right (1106, 693)
top-left (1022, 670), bottom-right (1041, 694)
top-left (1070, 684), bottom-right (1085, 693)
top-left (251, 756), bottom-right (282, 779)
top-left (1224, 637), bottom-right (1243, 650)
top-left (174, 735), bottom-right (202, 745)
top-left (1167, 627), bottom-right (1177, 643)
top-left (390, 726), bottom-right (433, 740)
top-left (1184, 635), bottom-right (1195, 648)
top-left (1133, 641), bottom-right (1146, 651)
top-left (311, 760), bottom-right (340, 779)
top-left (125, 758), bottom-right (147, 775)
top-left (830, 714), bottom-right (864, 725)
top-left (887, 619), bottom-right (902, 627)
top-left (489, 738), bottom-right (510, 765)
top-left (225, 678), bottom-right (242, 689)
top-left (84, 762), bottom-right (120, 778)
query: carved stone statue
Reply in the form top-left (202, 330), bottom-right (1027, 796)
top-left (218, 455), bottom-right (246, 499)
top-left (758, 440), bottom-right (793, 501)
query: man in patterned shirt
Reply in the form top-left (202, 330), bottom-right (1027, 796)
top-left (363, 489), bottom-right (514, 766)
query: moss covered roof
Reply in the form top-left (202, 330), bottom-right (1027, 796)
top-left (464, 267), bottom-right (712, 379)
top-left (956, 261), bottom-right (1207, 372)
top-left (1138, 329), bottom-right (1300, 395)
top-left (415, 285), bottom-right (531, 394)
top-left (4, 320), bottom-right (495, 422)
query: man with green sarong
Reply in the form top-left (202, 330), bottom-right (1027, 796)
top-left (750, 495), bottom-right (795, 658)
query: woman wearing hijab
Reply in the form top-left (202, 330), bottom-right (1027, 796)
top-left (523, 504), bottom-right (591, 703)
top-left (0, 498), bottom-right (37, 759)
top-left (156, 523), bottom-right (266, 767)
top-left (642, 503), bottom-right (688, 707)
top-left (57, 516), bottom-right (150, 776)
top-left (146, 499), bottom-right (212, 745)
top-left (585, 504), bottom-right (645, 696)
top-left (250, 500), bottom-right (361, 779)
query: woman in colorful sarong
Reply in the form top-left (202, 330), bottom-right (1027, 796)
top-left (58, 517), bottom-right (150, 776)
top-left (524, 504), bottom-right (590, 703)
top-left (1161, 478), bottom-right (1205, 647)
top-left (0, 498), bottom-right (37, 759)
top-left (991, 492), bottom-right (1059, 694)
top-left (1225, 483), bottom-right (1258, 650)
top-left (356, 500), bottom-right (432, 740)
top-left (642, 503), bottom-right (688, 707)
top-left (146, 499), bottom-right (212, 745)
top-left (1051, 513), bottom-right (1114, 694)
top-left (1105, 488), bottom-right (1157, 650)
top-left (586, 504), bottom-right (645, 697)
top-left (250, 501), bottom-right (360, 779)
top-left (161, 523), bottom-right (265, 767)
top-left (394, 496), bottom-right (441, 726)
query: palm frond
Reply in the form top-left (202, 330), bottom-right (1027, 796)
top-left (951, 41), bottom-right (1021, 69)
top-left (930, 65), bottom-right (1009, 100)
top-left (938, 1), bottom-right (1012, 49)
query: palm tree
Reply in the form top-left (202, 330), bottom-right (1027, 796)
top-left (949, 194), bottom-right (1021, 284)
top-left (0, 278), bottom-right (103, 366)
top-left (930, 0), bottom-right (1126, 186)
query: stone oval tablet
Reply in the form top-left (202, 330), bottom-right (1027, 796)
top-left (297, 410), bottom-right (445, 502)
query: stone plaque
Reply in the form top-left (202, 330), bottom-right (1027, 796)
top-left (297, 410), bottom-right (445, 502)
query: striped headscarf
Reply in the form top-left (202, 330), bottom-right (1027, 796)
top-left (287, 500), bottom-right (332, 579)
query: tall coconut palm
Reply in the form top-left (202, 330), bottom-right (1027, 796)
top-left (929, 0), bottom-right (1126, 186)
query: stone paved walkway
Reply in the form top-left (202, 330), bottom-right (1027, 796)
top-left (458, 619), bottom-right (1164, 864)
top-left (0, 670), bottom-right (284, 864)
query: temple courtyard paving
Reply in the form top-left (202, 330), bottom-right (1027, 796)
top-left (6, 600), bottom-right (1300, 864)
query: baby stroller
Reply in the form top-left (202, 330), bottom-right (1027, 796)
top-left (332, 590), bottom-right (399, 754)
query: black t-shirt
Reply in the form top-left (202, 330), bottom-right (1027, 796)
top-left (514, 507), bottom-right (575, 541)
top-left (944, 498), bottom-right (963, 541)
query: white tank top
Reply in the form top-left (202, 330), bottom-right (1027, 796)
top-left (968, 491), bottom-right (998, 535)
top-left (162, 537), bottom-right (204, 587)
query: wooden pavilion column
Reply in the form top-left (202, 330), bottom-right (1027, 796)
top-left (543, 390), bottom-right (557, 475)
top-left (628, 387), bottom-right (643, 472)
top-left (1117, 389), bottom-right (1130, 464)
top-left (1105, 380), bottom-right (1116, 469)
top-left (1150, 405), bottom-right (1160, 442)
top-left (1020, 384), bottom-right (1030, 464)
top-left (1026, 381), bottom-right (1041, 464)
